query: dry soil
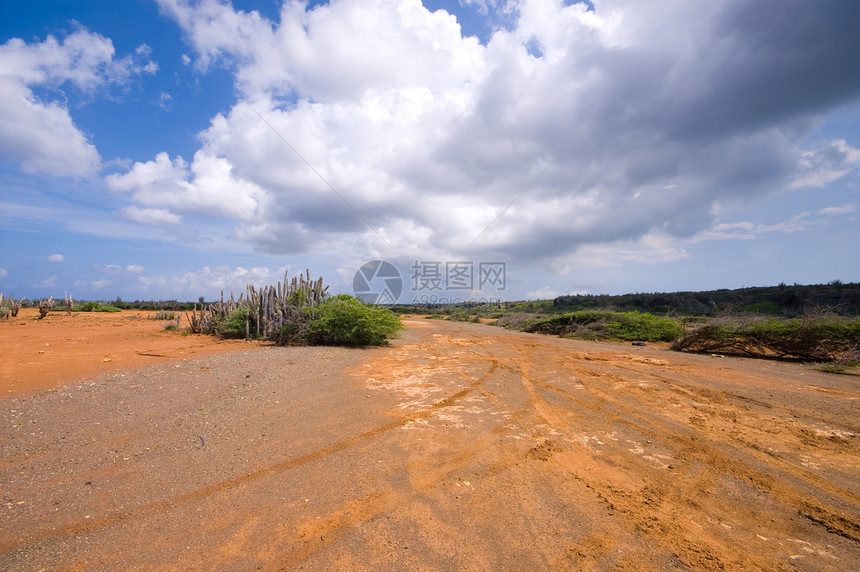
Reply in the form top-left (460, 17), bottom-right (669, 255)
top-left (1, 314), bottom-right (858, 570)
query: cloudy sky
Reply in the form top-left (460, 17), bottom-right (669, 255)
top-left (1, 0), bottom-right (859, 303)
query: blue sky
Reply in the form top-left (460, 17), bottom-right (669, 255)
top-left (1, 0), bottom-right (859, 303)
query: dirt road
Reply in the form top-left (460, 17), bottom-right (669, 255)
top-left (1, 318), bottom-right (858, 570)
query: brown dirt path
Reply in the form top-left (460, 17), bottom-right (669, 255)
top-left (1, 318), bottom-right (858, 570)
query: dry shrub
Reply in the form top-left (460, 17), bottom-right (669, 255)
top-left (671, 311), bottom-right (860, 362)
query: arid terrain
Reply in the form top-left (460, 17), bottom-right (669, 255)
top-left (1, 313), bottom-right (858, 570)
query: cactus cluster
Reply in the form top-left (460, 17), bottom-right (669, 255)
top-left (185, 269), bottom-right (328, 341)
top-left (39, 296), bottom-right (54, 319)
top-left (0, 294), bottom-right (25, 319)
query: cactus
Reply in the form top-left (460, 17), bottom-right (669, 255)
top-left (189, 269), bottom-right (328, 342)
top-left (39, 296), bottom-right (54, 319)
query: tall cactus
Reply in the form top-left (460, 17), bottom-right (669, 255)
top-left (187, 269), bottom-right (328, 342)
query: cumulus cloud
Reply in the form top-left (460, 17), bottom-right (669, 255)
top-left (46, 254), bottom-right (65, 263)
top-left (126, 264), bottom-right (145, 274)
top-left (0, 28), bottom-right (156, 177)
top-left (107, 151), bottom-right (264, 220)
top-left (122, 0), bottom-right (860, 271)
top-left (0, 268), bottom-right (8, 280)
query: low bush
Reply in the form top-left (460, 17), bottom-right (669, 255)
top-left (671, 313), bottom-right (860, 362)
top-left (271, 321), bottom-right (308, 345)
top-left (604, 312), bottom-right (684, 341)
top-left (516, 310), bottom-right (683, 342)
top-left (75, 302), bottom-right (121, 312)
top-left (306, 295), bottom-right (403, 346)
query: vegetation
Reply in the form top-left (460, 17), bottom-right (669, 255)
top-left (184, 270), bottom-right (327, 340)
top-left (671, 312), bottom-right (860, 363)
top-left (38, 297), bottom-right (54, 319)
top-left (181, 270), bottom-right (401, 347)
top-left (499, 310), bottom-right (683, 342)
top-left (306, 295), bottom-right (404, 346)
top-left (552, 281), bottom-right (860, 317)
top-left (390, 282), bottom-right (859, 370)
top-left (75, 302), bottom-right (122, 312)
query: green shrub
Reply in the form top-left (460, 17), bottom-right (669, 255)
top-left (306, 295), bottom-right (403, 346)
top-left (215, 307), bottom-right (252, 339)
top-left (739, 301), bottom-right (783, 315)
top-left (604, 312), bottom-right (684, 342)
top-left (672, 314), bottom-right (860, 361)
top-left (74, 302), bottom-right (121, 312)
top-left (508, 310), bottom-right (682, 342)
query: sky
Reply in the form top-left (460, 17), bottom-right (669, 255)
top-left (1, 0), bottom-right (859, 304)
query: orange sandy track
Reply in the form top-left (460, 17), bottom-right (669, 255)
top-left (1, 317), bottom-right (859, 570)
top-left (0, 308), bottom-right (259, 396)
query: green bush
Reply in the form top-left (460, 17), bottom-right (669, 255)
top-left (518, 310), bottom-right (682, 342)
top-left (74, 302), bottom-right (121, 312)
top-left (215, 307), bottom-right (252, 339)
top-left (604, 312), bottom-right (684, 342)
top-left (306, 295), bottom-right (403, 346)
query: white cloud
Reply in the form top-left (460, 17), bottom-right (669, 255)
top-left (819, 204), bottom-right (857, 216)
top-left (526, 286), bottom-right (558, 300)
top-left (107, 151), bottom-right (264, 221)
top-left (0, 77), bottom-right (101, 177)
top-left (124, 0), bottom-right (860, 273)
top-left (96, 264), bottom-right (123, 274)
top-left (34, 276), bottom-right (57, 288)
top-left (792, 139), bottom-right (860, 189)
top-left (47, 254), bottom-right (65, 263)
top-left (121, 205), bottom-right (182, 225)
top-left (0, 29), bottom-right (157, 177)
top-left (0, 267), bottom-right (8, 280)
top-left (158, 92), bottom-right (173, 111)
top-left (73, 279), bottom-right (112, 290)
top-left (96, 263), bottom-right (146, 275)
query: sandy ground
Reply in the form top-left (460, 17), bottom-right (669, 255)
top-left (1, 308), bottom-right (260, 396)
top-left (1, 315), bottom-right (858, 570)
